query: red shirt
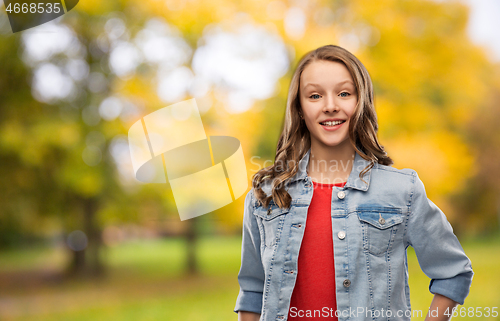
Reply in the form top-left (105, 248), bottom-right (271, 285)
top-left (287, 180), bottom-right (346, 320)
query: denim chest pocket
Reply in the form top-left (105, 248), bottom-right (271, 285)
top-left (253, 204), bottom-right (289, 248)
top-left (357, 207), bottom-right (403, 256)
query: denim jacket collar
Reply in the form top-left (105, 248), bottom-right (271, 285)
top-left (290, 148), bottom-right (372, 191)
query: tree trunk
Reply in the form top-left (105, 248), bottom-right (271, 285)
top-left (185, 217), bottom-right (198, 275)
top-left (83, 196), bottom-right (105, 277)
top-left (67, 243), bottom-right (86, 276)
top-left (66, 197), bottom-right (105, 278)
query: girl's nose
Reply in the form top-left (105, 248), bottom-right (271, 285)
top-left (322, 95), bottom-right (340, 113)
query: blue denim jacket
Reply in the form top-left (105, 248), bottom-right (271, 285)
top-left (234, 149), bottom-right (473, 321)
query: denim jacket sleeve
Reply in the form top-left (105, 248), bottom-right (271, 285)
top-left (404, 171), bottom-right (473, 305)
top-left (234, 189), bottom-right (265, 314)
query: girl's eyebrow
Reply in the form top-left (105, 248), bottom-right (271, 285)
top-left (303, 80), bottom-right (354, 89)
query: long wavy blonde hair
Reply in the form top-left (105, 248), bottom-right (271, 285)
top-left (252, 44), bottom-right (393, 209)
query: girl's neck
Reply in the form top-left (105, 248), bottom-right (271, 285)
top-left (307, 141), bottom-right (356, 185)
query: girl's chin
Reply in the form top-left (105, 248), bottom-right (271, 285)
top-left (310, 131), bottom-right (350, 148)
top-left (315, 138), bottom-right (350, 148)
top-left (323, 142), bottom-right (346, 147)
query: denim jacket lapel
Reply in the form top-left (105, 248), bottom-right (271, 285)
top-left (289, 148), bottom-right (372, 191)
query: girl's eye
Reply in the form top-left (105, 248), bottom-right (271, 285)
top-left (339, 92), bottom-right (350, 98)
top-left (310, 94), bottom-right (321, 99)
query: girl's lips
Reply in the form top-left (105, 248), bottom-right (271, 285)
top-left (320, 121), bottom-right (345, 131)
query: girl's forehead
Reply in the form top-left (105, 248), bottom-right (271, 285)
top-left (301, 60), bottom-right (353, 82)
top-left (300, 65), bottom-right (355, 91)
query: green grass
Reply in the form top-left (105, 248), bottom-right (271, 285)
top-left (0, 234), bottom-right (499, 320)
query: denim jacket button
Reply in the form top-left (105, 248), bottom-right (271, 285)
top-left (343, 279), bottom-right (351, 288)
top-left (267, 208), bottom-right (271, 215)
top-left (338, 231), bottom-right (346, 240)
top-left (337, 191), bottom-right (345, 199)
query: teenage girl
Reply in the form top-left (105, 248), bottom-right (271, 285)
top-left (234, 45), bottom-right (473, 321)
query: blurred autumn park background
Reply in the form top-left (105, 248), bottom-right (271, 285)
top-left (0, 0), bottom-right (499, 320)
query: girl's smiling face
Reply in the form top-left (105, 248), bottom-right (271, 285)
top-left (299, 60), bottom-right (358, 150)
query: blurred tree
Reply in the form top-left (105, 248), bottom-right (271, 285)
top-left (0, 35), bottom-right (44, 248)
top-left (450, 71), bottom-right (500, 236)
top-left (0, 5), bottom-right (167, 277)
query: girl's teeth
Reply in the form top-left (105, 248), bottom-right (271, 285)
top-left (321, 120), bottom-right (345, 126)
